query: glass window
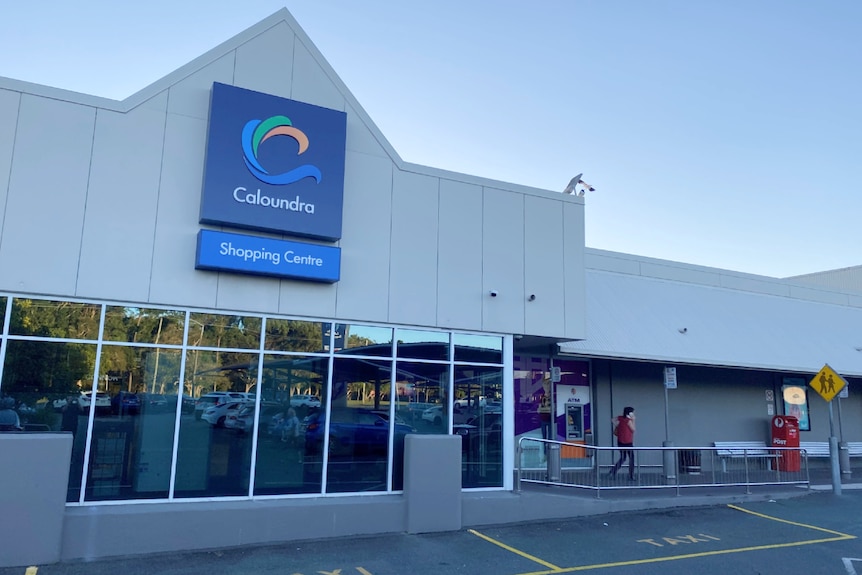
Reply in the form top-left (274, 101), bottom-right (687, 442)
top-left (454, 366), bottom-right (503, 488)
top-left (341, 324), bottom-right (392, 357)
top-left (84, 346), bottom-right (181, 501)
top-left (174, 351), bottom-right (258, 498)
top-left (393, 361), bottom-right (449, 489)
top-left (9, 298), bottom-right (101, 340)
top-left (264, 319), bottom-right (329, 353)
top-left (187, 313), bottom-right (262, 350)
top-left (1, 339), bottom-right (98, 501)
top-left (396, 329), bottom-right (449, 361)
top-left (326, 358), bottom-right (406, 493)
top-left (253, 355), bottom-right (329, 495)
top-left (454, 333), bottom-right (503, 364)
top-left (103, 307), bottom-right (185, 345)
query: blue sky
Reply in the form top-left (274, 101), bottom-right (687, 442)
top-left (1, 1), bottom-right (859, 278)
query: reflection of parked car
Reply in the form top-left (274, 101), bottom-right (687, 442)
top-left (289, 394), bottom-right (321, 408)
top-left (138, 393), bottom-right (168, 410)
top-left (194, 392), bottom-right (249, 420)
top-left (226, 402), bottom-right (283, 434)
top-left (454, 413), bottom-right (502, 454)
top-left (202, 401), bottom-right (243, 427)
top-left (111, 391), bottom-right (141, 415)
top-left (80, 391), bottom-right (111, 414)
top-left (421, 405), bottom-right (444, 426)
top-left (304, 409), bottom-right (415, 457)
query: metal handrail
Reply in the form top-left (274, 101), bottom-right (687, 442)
top-left (516, 437), bottom-right (811, 498)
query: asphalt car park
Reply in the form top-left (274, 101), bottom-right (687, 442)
top-left (7, 490), bottom-right (862, 575)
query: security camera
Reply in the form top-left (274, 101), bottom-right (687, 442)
top-left (489, 290), bottom-right (498, 298)
top-left (528, 294), bottom-right (536, 301)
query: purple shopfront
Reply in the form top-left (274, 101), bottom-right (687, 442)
top-left (514, 356), bottom-right (591, 460)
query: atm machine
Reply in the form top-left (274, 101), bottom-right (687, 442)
top-left (562, 403), bottom-right (587, 459)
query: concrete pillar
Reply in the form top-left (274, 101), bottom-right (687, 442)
top-left (403, 434), bottom-right (461, 533)
top-left (0, 433), bottom-right (72, 568)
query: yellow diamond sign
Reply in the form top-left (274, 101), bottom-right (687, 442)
top-left (809, 364), bottom-right (847, 402)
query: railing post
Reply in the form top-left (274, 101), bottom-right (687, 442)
top-left (743, 448), bottom-right (751, 494)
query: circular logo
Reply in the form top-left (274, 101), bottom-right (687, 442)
top-left (241, 115), bottom-right (322, 186)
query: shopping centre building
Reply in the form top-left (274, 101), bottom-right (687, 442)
top-left (1, 7), bottom-right (861, 567)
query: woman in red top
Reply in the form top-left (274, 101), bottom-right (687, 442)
top-left (610, 406), bottom-right (636, 480)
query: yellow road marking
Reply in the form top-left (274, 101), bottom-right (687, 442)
top-left (25, 568), bottom-right (38, 575)
top-left (726, 504), bottom-right (854, 537)
top-left (468, 529), bottom-right (562, 571)
top-left (479, 504), bottom-right (856, 575)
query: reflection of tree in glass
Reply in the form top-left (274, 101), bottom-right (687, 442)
top-left (103, 307), bottom-right (185, 345)
top-left (11, 299), bottom-right (100, 339)
top-left (265, 319), bottom-right (325, 352)
top-left (189, 313), bottom-right (262, 350)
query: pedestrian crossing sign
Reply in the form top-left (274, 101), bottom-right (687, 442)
top-left (809, 364), bottom-right (847, 402)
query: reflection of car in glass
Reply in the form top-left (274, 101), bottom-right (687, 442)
top-left (202, 401), bottom-right (243, 427)
top-left (138, 393), bottom-right (168, 410)
top-left (421, 405), bottom-right (443, 426)
top-left (304, 409), bottom-right (415, 457)
top-left (289, 394), bottom-right (321, 408)
top-left (226, 402), bottom-right (283, 434)
top-left (454, 413), bottom-right (502, 454)
top-left (80, 391), bottom-right (112, 414)
top-left (194, 392), bottom-right (249, 420)
top-left (111, 391), bottom-right (141, 415)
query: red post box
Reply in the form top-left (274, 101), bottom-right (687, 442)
top-left (771, 415), bottom-right (800, 472)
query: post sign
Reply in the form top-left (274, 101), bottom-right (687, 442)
top-left (809, 363), bottom-right (847, 403)
top-left (664, 366), bottom-right (677, 389)
top-left (195, 229), bottom-right (341, 283)
top-left (199, 83), bottom-right (347, 241)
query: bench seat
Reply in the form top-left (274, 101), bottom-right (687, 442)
top-left (713, 441), bottom-right (775, 472)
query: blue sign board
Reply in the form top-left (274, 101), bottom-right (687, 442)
top-left (195, 229), bottom-right (341, 283)
top-left (200, 83), bottom-right (347, 241)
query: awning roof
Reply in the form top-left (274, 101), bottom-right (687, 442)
top-left (559, 270), bottom-right (862, 377)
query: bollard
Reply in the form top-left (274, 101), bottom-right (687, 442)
top-left (662, 441), bottom-right (677, 484)
top-left (839, 441), bottom-right (852, 477)
top-left (547, 443), bottom-right (562, 483)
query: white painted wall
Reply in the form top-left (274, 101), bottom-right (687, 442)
top-left (0, 12), bottom-right (586, 341)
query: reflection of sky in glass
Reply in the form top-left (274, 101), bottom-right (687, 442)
top-left (346, 325), bottom-right (392, 346)
top-left (397, 329), bottom-right (449, 345)
top-left (453, 333), bottom-right (502, 352)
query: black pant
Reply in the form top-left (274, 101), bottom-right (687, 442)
top-left (612, 442), bottom-right (635, 478)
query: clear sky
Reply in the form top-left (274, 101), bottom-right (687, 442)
top-left (1, 1), bottom-right (859, 278)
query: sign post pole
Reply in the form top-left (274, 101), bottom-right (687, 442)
top-left (809, 364), bottom-right (847, 496)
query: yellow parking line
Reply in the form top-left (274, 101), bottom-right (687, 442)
top-left (25, 568), bottom-right (37, 575)
top-left (496, 504), bottom-right (856, 575)
top-left (468, 529), bottom-right (562, 571)
top-left (726, 504), bottom-right (856, 537)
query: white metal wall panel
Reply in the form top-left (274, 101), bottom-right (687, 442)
top-left (0, 89), bottom-right (19, 241)
top-left (389, 170), bottom-right (438, 326)
top-left (639, 261), bottom-right (722, 287)
top-left (278, 273), bottom-right (338, 320)
top-left (166, 54), bottom-right (236, 121)
top-left (719, 273), bottom-right (792, 297)
top-left (148, 114), bottom-right (217, 307)
top-left (345, 102), bottom-right (388, 159)
top-left (482, 188), bottom-right (524, 334)
top-left (216, 272), bottom-right (281, 314)
top-left (0, 95), bottom-right (95, 295)
top-left (291, 42), bottom-right (345, 112)
top-left (437, 179), bottom-right (483, 330)
top-left (335, 152), bottom-right (392, 322)
top-left (524, 195), bottom-right (565, 337)
top-left (563, 269), bottom-right (862, 376)
top-left (563, 202), bottom-right (586, 340)
top-left (233, 21), bottom-right (294, 98)
top-left (77, 106), bottom-right (166, 301)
